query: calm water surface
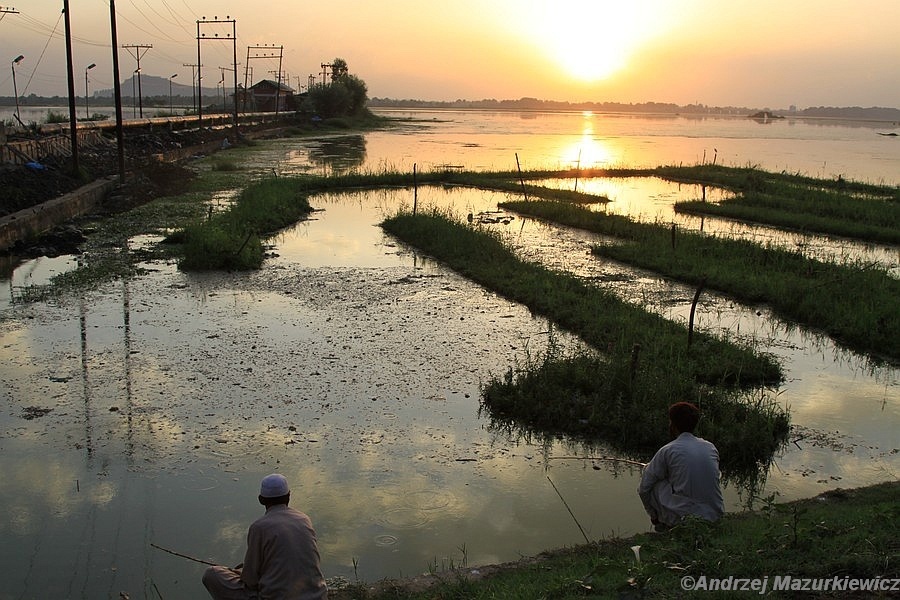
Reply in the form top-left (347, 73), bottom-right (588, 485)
top-left (0, 110), bottom-right (897, 599)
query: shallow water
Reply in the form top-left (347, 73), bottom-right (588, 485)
top-left (1, 110), bottom-right (897, 599)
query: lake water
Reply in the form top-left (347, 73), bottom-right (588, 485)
top-left (0, 109), bottom-right (897, 599)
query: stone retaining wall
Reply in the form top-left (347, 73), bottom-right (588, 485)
top-left (0, 177), bottom-right (117, 251)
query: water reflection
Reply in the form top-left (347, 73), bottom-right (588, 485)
top-left (1, 112), bottom-right (898, 598)
top-left (306, 134), bottom-right (368, 174)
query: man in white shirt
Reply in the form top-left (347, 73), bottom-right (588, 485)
top-left (203, 474), bottom-right (328, 599)
top-left (638, 402), bottom-right (724, 531)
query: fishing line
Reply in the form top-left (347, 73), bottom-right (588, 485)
top-left (547, 475), bottom-right (591, 545)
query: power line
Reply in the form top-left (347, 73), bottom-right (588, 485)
top-left (20, 9), bottom-right (63, 95)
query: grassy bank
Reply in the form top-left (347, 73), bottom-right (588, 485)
top-left (381, 211), bottom-right (787, 475)
top-left (499, 199), bottom-right (899, 362)
top-left (335, 481), bottom-right (899, 599)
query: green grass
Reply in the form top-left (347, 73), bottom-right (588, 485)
top-left (381, 210), bottom-right (787, 476)
top-left (174, 177), bottom-right (313, 270)
top-left (498, 199), bottom-right (899, 362)
top-left (652, 164), bottom-right (900, 243)
top-left (334, 481), bottom-right (899, 599)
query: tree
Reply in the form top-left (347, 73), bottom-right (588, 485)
top-left (305, 57), bottom-right (368, 118)
top-left (330, 58), bottom-right (349, 82)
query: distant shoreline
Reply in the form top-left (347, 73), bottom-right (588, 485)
top-left (2, 94), bottom-right (899, 123)
top-left (367, 98), bottom-right (900, 123)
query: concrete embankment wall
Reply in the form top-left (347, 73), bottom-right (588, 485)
top-left (0, 124), bottom-right (298, 251)
top-left (0, 177), bottom-right (117, 251)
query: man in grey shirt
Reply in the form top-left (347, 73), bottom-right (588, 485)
top-left (638, 402), bottom-right (724, 531)
top-left (203, 474), bottom-right (328, 599)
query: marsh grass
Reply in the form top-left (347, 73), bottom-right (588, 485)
top-left (176, 177), bottom-right (313, 270)
top-left (480, 335), bottom-right (787, 478)
top-left (381, 210), bottom-right (788, 473)
top-left (502, 199), bottom-right (900, 362)
top-left (344, 481), bottom-right (898, 599)
top-left (654, 164), bottom-right (900, 243)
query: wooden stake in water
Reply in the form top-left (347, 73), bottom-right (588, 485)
top-left (413, 163), bottom-right (418, 215)
top-left (574, 148), bottom-right (582, 193)
top-left (515, 153), bottom-right (529, 201)
top-left (688, 278), bottom-right (707, 349)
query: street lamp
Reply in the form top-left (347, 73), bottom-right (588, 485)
top-left (84, 63), bottom-right (96, 120)
top-left (11, 54), bottom-right (24, 127)
top-left (132, 68), bottom-right (140, 118)
top-left (169, 73), bottom-right (178, 113)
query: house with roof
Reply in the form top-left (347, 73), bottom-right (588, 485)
top-left (246, 80), bottom-right (295, 112)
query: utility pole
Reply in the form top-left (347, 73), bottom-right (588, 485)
top-left (108, 0), bottom-right (125, 183)
top-left (63, 0), bottom-right (80, 174)
top-left (320, 63), bottom-right (332, 86)
top-left (244, 44), bottom-right (282, 113)
top-left (122, 43), bottom-right (152, 117)
top-left (0, 6), bottom-right (20, 15)
top-left (197, 16), bottom-right (238, 127)
top-left (218, 66), bottom-right (234, 112)
top-left (183, 63), bottom-right (200, 114)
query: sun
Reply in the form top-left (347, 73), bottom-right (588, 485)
top-left (552, 34), bottom-right (629, 82)
top-left (529, 1), bottom-right (661, 82)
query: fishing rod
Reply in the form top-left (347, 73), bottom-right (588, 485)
top-left (150, 543), bottom-right (218, 567)
top-left (546, 456), bottom-right (648, 468)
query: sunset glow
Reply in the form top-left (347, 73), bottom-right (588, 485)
top-left (529, 1), bottom-right (658, 82)
top-left (0, 0), bottom-right (897, 108)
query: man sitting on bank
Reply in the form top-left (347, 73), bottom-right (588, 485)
top-left (203, 473), bottom-right (328, 600)
top-left (638, 402), bottom-right (724, 531)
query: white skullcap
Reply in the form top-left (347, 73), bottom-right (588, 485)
top-left (259, 473), bottom-right (290, 498)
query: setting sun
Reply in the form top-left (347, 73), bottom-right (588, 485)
top-left (528, 0), bottom-right (668, 82)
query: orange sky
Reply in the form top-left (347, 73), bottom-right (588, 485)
top-left (2, 0), bottom-right (898, 108)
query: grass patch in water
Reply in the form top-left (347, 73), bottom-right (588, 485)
top-left (175, 177), bottom-right (313, 270)
top-left (655, 164), bottom-right (900, 244)
top-left (339, 481), bottom-right (898, 599)
top-left (381, 210), bottom-right (787, 474)
top-left (482, 342), bottom-right (787, 479)
top-left (500, 199), bottom-right (899, 363)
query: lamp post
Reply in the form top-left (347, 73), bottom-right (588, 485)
top-left (169, 73), bottom-right (178, 113)
top-left (11, 54), bottom-right (24, 126)
top-left (84, 63), bottom-right (96, 120)
top-left (132, 68), bottom-right (139, 117)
